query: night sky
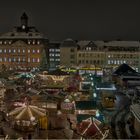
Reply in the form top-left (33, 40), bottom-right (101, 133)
top-left (0, 0), bottom-right (140, 41)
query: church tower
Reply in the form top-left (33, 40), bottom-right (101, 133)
top-left (20, 12), bottom-right (28, 29)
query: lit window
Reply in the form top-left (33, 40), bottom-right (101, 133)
top-left (18, 49), bottom-right (20, 53)
top-left (114, 60), bottom-right (116, 64)
top-left (9, 49), bottom-right (11, 53)
top-left (108, 60), bottom-right (110, 64)
top-left (4, 49), bottom-right (6, 53)
top-left (23, 49), bottom-right (25, 53)
top-left (108, 55), bottom-right (111, 58)
top-left (50, 49), bottom-right (54, 52)
top-left (50, 58), bottom-right (54, 61)
top-left (18, 58), bottom-right (20, 62)
top-left (13, 49), bottom-right (16, 53)
top-left (37, 41), bottom-right (40, 45)
top-left (23, 58), bottom-right (25, 62)
top-left (4, 41), bottom-right (6, 44)
top-left (56, 59), bottom-right (60, 61)
top-left (33, 41), bottom-right (35, 45)
top-left (28, 49), bottom-right (30, 53)
top-left (0, 41), bottom-right (2, 44)
top-left (13, 58), bottom-right (16, 62)
top-left (37, 49), bottom-right (40, 53)
top-left (37, 58), bottom-right (40, 62)
top-left (55, 54), bottom-right (60, 56)
top-left (9, 41), bottom-right (11, 44)
top-left (0, 58), bottom-right (2, 62)
top-left (9, 58), bottom-right (11, 62)
top-left (0, 49), bottom-right (2, 53)
top-left (28, 41), bottom-right (31, 44)
top-left (4, 57), bottom-right (7, 62)
top-left (32, 50), bottom-right (35, 53)
top-left (56, 49), bottom-right (60, 52)
top-left (32, 58), bottom-right (35, 62)
top-left (28, 58), bottom-right (30, 62)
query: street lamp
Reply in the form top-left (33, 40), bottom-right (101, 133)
top-left (96, 110), bottom-right (100, 117)
top-left (93, 93), bottom-right (97, 98)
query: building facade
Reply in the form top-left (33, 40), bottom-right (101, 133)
top-left (60, 39), bottom-right (77, 67)
top-left (60, 40), bottom-right (140, 72)
top-left (48, 41), bottom-right (60, 70)
top-left (0, 13), bottom-right (48, 71)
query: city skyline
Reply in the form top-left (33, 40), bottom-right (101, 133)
top-left (0, 0), bottom-right (140, 41)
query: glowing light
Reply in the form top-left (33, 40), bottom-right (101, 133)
top-left (93, 93), bottom-right (97, 98)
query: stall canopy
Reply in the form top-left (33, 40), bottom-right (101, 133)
top-left (9, 105), bottom-right (46, 120)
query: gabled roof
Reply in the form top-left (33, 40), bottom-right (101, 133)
top-left (113, 64), bottom-right (137, 76)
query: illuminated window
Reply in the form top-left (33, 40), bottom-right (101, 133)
top-left (56, 49), bottom-right (59, 52)
top-left (8, 58), bottom-right (11, 62)
top-left (28, 49), bottom-right (30, 53)
top-left (37, 49), bottom-right (40, 53)
top-left (13, 58), bottom-right (16, 62)
top-left (0, 41), bottom-right (2, 44)
top-left (33, 41), bottom-right (35, 45)
top-left (56, 58), bottom-right (60, 61)
top-left (18, 49), bottom-right (20, 53)
top-left (49, 53), bottom-right (54, 57)
top-left (23, 58), bottom-right (25, 62)
top-left (0, 49), bottom-right (2, 53)
top-left (37, 41), bottom-right (40, 45)
top-left (55, 54), bottom-right (60, 56)
top-left (18, 58), bottom-right (20, 62)
top-left (32, 50), bottom-right (35, 53)
top-left (108, 55), bottom-right (111, 58)
top-left (108, 60), bottom-right (110, 64)
top-left (50, 58), bottom-right (54, 61)
top-left (9, 41), bottom-right (11, 44)
top-left (13, 49), bottom-right (16, 53)
top-left (0, 58), bottom-right (2, 62)
top-left (4, 57), bottom-right (7, 62)
top-left (23, 49), bottom-right (25, 53)
top-left (28, 58), bottom-right (30, 62)
top-left (50, 49), bottom-right (54, 52)
top-left (4, 49), bottom-right (6, 53)
top-left (32, 58), bottom-right (35, 62)
top-left (28, 41), bottom-right (31, 44)
top-left (4, 41), bottom-right (6, 44)
top-left (37, 58), bottom-right (40, 62)
top-left (9, 49), bottom-right (11, 53)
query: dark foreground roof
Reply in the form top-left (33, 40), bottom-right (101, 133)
top-left (113, 64), bottom-right (137, 76)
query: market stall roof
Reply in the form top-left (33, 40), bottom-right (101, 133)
top-left (75, 101), bottom-right (96, 110)
top-left (47, 69), bottom-right (69, 76)
top-left (9, 104), bottom-right (46, 121)
top-left (113, 64), bottom-right (137, 76)
top-left (96, 82), bottom-right (116, 90)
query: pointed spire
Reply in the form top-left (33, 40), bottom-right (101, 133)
top-left (20, 12), bottom-right (28, 28)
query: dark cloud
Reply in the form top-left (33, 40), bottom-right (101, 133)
top-left (0, 0), bottom-right (140, 41)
